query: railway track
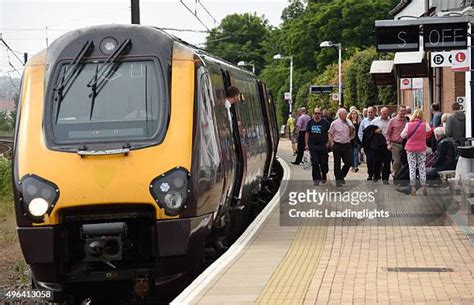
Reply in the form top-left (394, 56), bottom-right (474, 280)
top-left (0, 136), bottom-right (13, 158)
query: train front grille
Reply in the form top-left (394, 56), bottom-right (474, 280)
top-left (61, 205), bottom-right (156, 275)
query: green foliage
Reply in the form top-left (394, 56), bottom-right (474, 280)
top-left (9, 93), bottom-right (19, 130)
top-left (205, 13), bottom-right (271, 74)
top-left (0, 111), bottom-right (11, 132)
top-left (0, 94), bottom-right (17, 133)
top-left (0, 158), bottom-right (12, 199)
top-left (203, 0), bottom-right (399, 125)
top-left (281, 0), bottom-right (305, 23)
top-left (344, 47), bottom-right (396, 108)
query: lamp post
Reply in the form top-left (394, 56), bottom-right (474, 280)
top-left (273, 54), bottom-right (293, 114)
top-left (237, 61), bottom-right (255, 74)
top-left (320, 41), bottom-right (342, 106)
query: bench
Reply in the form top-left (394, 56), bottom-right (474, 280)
top-left (467, 198), bottom-right (474, 215)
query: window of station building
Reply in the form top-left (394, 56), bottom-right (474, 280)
top-left (413, 89), bottom-right (424, 111)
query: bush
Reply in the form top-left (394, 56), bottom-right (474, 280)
top-left (0, 158), bottom-right (13, 198)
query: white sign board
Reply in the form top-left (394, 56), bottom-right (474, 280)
top-left (431, 51), bottom-right (453, 67)
top-left (284, 92), bottom-right (291, 100)
top-left (452, 50), bottom-right (469, 71)
top-left (457, 96), bottom-right (465, 110)
top-left (412, 78), bottom-right (424, 89)
top-left (400, 78), bottom-right (412, 90)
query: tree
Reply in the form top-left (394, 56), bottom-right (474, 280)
top-left (281, 0), bottom-right (305, 23)
top-left (259, 0), bottom-right (398, 125)
top-left (205, 13), bottom-right (271, 73)
top-left (344, 47), bottom-right (396, 108)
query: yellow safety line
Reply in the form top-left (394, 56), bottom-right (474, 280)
top-left (256, 219), bottom-right (328, 305)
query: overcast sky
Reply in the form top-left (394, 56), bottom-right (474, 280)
top-left (0, 0), bottom-right (289, 77)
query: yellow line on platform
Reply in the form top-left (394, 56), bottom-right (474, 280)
top-left (256, 220), bottom-right (328, 305)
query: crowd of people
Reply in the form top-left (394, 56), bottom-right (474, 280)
top-left (286, 102), bottom-right (465, 195)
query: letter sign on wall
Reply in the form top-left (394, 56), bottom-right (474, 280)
top-left (423, 23), bottom-right (468, 51)
top-left (376, 26), bottom-right (419, 52)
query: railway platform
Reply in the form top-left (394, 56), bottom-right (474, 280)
top-left (173, 140), bottom-right (474, 305)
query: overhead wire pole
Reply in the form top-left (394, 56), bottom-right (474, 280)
top-left (131, 0), bottom-right (140, 24)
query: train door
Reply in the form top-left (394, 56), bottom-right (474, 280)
top-left (221, 69), bottom-right (247, 212)
top-left (257, 81), bottom-right (274, 179)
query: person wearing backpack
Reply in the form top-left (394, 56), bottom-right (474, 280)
top-left (426, 127), bottom-right (457, 182)
top-left (400, 109), bottom-right (431, 196)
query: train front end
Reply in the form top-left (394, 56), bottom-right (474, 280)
top-left (13, 25), bottom-right (208, 303)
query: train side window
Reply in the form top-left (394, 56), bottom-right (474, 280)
top-left (197, 71), bottom-right (221, 182)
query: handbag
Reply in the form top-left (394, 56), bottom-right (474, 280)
top-left (303, 151), bottom-right (312, 171)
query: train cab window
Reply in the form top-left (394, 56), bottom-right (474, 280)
top-left (48, 60), bottom-right (167, 147)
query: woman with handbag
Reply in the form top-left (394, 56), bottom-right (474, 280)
top-left (400, 109), bottom-right (431, 196)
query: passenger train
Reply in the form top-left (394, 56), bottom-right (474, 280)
top-left (12, 24), bottom-right (280, 304)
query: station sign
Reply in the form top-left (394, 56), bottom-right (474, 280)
top-left (400, 78), bottom-right (423, 90)
top-left (423, 22), bottom-right (468, 51)
top-left (375, 17), bottom-right (468, 53)
top-left (309, 85), bottom-right (333, 94)
top-left (452, 50), bottom-right (470, 71)
top-left (412, 78), bottom-right (423, 89)
top-left (431, 51), bottom-right (453, 68)
top-left (400, 78), bottom-right (412, 90)
top-left (457, 96), bottom-right (465, 110)
top-left (376, 26), bottom-right (419, 52)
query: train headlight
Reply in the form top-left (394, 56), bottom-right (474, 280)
top-left (164, 191), bottom-right (184, 210)
top-left (150, 168), bottom-right (190, 216)
top-left (28, 198), bottom-right (49, 217)
top-left (19, 175), bottom-right (59, 222)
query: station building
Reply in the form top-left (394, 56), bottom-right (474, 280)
top-left (372, 0), bottom-right (473, 131)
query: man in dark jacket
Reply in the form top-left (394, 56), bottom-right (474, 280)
top-left (427, 127), bottom-right (457, 181)
top-left (363, 125), bottom-right (388, 183)
top-left (445, 102), bottom-right (466, 146)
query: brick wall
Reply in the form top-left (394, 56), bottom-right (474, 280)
top-left (397, 67), bottom-right (466, 121)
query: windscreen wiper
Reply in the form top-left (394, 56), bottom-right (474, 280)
top-left (54, 40), bottom-right (94, 122)
top-left (87, 39), bottom-right (132, 120)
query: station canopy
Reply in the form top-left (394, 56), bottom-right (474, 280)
top-left (394, 51), bottom-right (428, 78)
top-left (370, 60), bottom-right (395, 85)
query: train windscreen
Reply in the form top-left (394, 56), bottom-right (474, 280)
top-left (50, 60), bottom-right (166, 144)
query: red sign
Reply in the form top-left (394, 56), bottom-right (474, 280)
top-left (400, 78), bottom-right (412, 90)
top-left (452, 50), bottom-right (469, 71)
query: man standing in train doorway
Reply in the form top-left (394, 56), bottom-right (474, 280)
top-left (292, 107), bottom-right (311, 165)
top-left (305, 107), bottom-right (330, 186)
